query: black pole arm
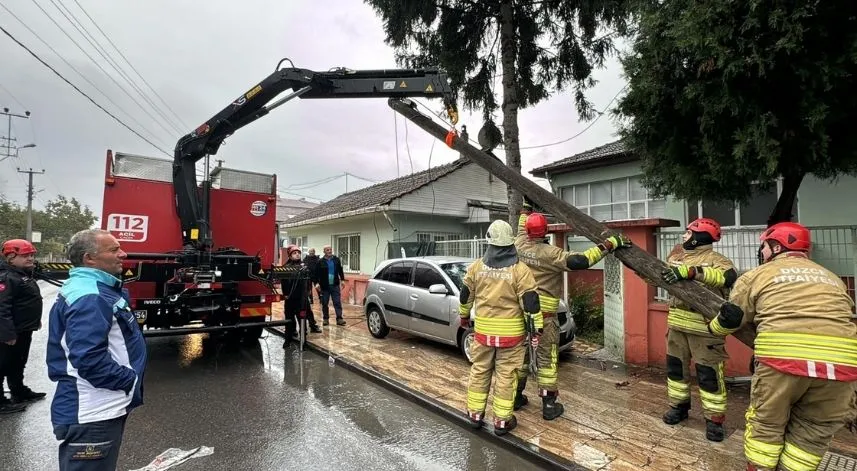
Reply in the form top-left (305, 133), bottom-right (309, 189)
top-left (173, 60), bottom-right (458, 250)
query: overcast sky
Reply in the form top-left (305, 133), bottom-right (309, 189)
top-left (0, 0), bottom-right (628, 221)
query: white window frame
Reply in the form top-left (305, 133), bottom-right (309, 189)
top-left (684, 177), bottom-right (800, 228)
top-left (559, 175), bottom-right (666, 221)
top-left (333, 233), bottom-right (361, 272)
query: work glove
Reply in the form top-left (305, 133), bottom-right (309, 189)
top-left (661, 265), bottom-right (697, 284)
top-left (530, 334), bottom-right (540, 349)
top-left (521, 195), bottom-right (534, 214)
top-left (460, 317), bottom-right (471, 329)
top-left (603, 234), bottom-right (631, 252)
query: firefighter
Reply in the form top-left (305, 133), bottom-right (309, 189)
top-left (0, 239), bottom-right (46, 413)
top-left (514, 204), bottom-right (631, 420)
top-left (659, 217), bottom-right (737, 442)
top-left (280, 245), bottom-right (319, 349)
top-left (459, 219), bottom-right (542, 436)
top-left (707, 222), bottom-right (857, 471)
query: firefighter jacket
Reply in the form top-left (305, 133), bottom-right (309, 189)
top-left (459, 245), bottom-right (543, 347)
top-left (515, 213), bottom-right (611, 313)
top-left (710, 253), bottom-right (857, 381)
top-left (0, 260), bottom-right (43, 342)
top-left (666, 245), bottom-right (735, 336)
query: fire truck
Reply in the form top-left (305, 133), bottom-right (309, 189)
top-left (38, 60), bottom-right (459, 340)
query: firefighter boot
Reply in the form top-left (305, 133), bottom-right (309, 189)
top-left (662, 403), bottom-right (690, 425)
top-left (541, 392), bottom-right (564, 421)
top-left (467, 410), bottom-right (484, 430)
top-left (514, 378), bottom-right (528, 411)
top-left (493, 415), bottom-right (517, 436)
top-left (705, 418), bottom-right (725, 442)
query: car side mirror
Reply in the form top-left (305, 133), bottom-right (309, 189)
top-left (428, 284), bottom-right (449, 295)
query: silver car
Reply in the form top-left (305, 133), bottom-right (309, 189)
top-left (363, 256), bottom-right (576, 362)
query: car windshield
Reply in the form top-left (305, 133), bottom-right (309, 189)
top-left (440, 262), bottom-right (472, 291)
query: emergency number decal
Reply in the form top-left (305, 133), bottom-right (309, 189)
top-left (106, 213), bottom-right (149, 242)
top-left (250, 200), bottom-right (267, 217)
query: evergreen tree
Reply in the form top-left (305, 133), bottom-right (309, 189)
top-left (615, 1), bottom-right (857, 225)
top-left (366, 0), bottom-right (632, 221)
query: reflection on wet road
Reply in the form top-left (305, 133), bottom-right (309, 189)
top-left (0, 284), bottom-right (540, 470)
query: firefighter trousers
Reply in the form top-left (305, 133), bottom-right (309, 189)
top-left (666, 328), bottom-right (728, 421)
top-left (744, 362), bottom-right (854, 471)
top-left (516, 316), bottom-right (560, 395)
top-left (467, 338), bottom-right (526, 422)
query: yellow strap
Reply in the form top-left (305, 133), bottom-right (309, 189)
top-left (539, 295), bottom-right (560, 313)
top-left (709, 316), bottom-right (739, 336)
top-left (698, 267), bottom-right (727, 288)
top-left (755, 331), bottom-right (857, 366)
top-left (668, 308), bottom-right (710, 333)
top-left (780, 441), bottom-right (822, 471)
top-left (474, 316), bottom-right (526, 336)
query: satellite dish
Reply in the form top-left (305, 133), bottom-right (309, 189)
top-left (477, 120), bottom-right (503, 153)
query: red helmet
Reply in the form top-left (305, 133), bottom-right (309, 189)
top-left (760, 222), bottom-right (811, 252)
top-left (525, 213), bottom-right (548, 239)
top-left (2, 239), bottom-right (37, 257)
top-left (286, 244), bottom-right (301, 256)
top-left (687, 218), bottom-right (721, 242)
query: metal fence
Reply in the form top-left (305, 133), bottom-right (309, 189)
top-left (654, 225), bottom-right (857, 305)
top-left (432, 238), bottom-right (489, 259)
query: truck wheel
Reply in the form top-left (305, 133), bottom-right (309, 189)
top-left (366, 306), bottom-right (389, 338)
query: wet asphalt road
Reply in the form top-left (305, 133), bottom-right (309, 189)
top-left (0, 283), bottom-right (541, 471)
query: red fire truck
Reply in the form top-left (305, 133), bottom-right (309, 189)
top-left (37, 60), bottom-right (458, 340)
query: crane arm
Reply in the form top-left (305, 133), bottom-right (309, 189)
top-left (174, 60), bottom-right (459, 249)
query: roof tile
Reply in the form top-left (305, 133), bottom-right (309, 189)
top-left (285, 158), bottom-right (467, 225)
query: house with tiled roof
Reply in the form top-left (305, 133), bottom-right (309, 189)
top-left (281, 156), bottom-right (508, 276)
top-left (531, 137), bottom-right (856, 302)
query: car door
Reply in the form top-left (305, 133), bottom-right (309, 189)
top-left (408, 262), bottom-right (454, 341)
top-left (376, 260), bottom-right (414, 330)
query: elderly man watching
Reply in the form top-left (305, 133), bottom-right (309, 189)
top-left (312, 245), bottom-right (346, 326)
top-left (47, 229), bottom-right (148, 471)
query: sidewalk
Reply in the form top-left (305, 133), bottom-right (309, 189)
top-left (271, 303), bottom-right (857, 470)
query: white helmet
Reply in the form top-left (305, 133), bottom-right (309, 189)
top-left (486, 220), bottom-right (515, 247)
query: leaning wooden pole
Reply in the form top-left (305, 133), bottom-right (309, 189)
top-left (389, 98), bottom-right (755, 348)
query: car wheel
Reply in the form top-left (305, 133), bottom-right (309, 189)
top-left (367, 306), bottom-right (390, 339)
top-left (459, 328), bottom-right (475, 363)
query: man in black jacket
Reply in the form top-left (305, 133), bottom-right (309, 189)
top-left (0, 239), bottom-right (47, 413)
top-left (303, 248), bottom-right (320, 304)
top-left (313, 245), bottom-right (346, 326)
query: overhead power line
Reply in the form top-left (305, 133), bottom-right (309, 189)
top-left (0, 3), bottom-right (170, 152)
top-left (48, 0), bottom-right (185, 134)
top-left (69, 0), bottom-right (189, 130)
top-left (0, 24), bottom-right (172, 156)
top-left (27, 0), bottom-right (177, 142)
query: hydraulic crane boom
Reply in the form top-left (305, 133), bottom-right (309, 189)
top-left (174, 59), bottom-right (459, 250)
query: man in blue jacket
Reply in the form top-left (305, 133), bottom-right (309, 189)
top-left (47, 229), bottom-right (147, 471)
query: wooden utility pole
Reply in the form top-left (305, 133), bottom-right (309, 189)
top-left (388, 98), bottom-right (756, 348)
top-left (17, 167), bottom-right (45, 242)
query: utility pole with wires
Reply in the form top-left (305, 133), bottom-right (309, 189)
top-left (16, 167), bottom-right (45, 242)
top-left (1, 107), bottom-right (31, 159)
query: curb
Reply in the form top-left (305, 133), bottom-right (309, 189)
top-left (266, 326), bottom-right (587, 471)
